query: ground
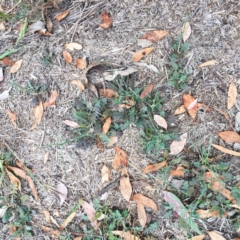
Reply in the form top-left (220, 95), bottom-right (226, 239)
top-left (0, 0), bottom-right (240, 239)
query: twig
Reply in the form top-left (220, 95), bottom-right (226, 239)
top-left (6, 0), bottom-right (22, 13)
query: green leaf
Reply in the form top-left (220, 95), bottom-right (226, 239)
top-left (0, 45), bottom-right (26, 59)
top-left (20, 195), bottom-right (29, 203)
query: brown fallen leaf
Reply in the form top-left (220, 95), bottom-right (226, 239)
top-left (70, 80), bottom-right (85, 91)
top-left (119, 99), bottom-right (135, 109)
top-left (43, 90), bottom-right (58, 107)
top-left (142, 160), bottom-right (167, 174)
top-left (46, 17), bottom-right (53, 32)
top-left (101, 165), bottom-right (111, 183)
top-left (187, 235), bottom-right (205, 240)
top-left (114, 146), bottom-right (128, 167)
top-left (44, 151), bottom-right (50, 164)
top-left (188, 99), bottom-right (198, 110)
top-left (0, 21), bottom-right (5, 31)
top-left (63, 120), bottom-right (80, 128)
top-left (99, 12), bottom-right (112, 29)
top-left (120, 167), bottom-right (132, 202)
top-left (137, 203), bottom-right (147, 229)
top-left (10, 59), bottom-right (23, 73)
top-left (182, 21), bottom-right (191, 42)
top-left (133, 48), bottom-right (154, 62)
top-left (6, 110), bottom-right (17, 126)
top-left (5, 168), bottom-right (21, 191)
top-left (212, 144), bottom-right (240, 156)
top-left (170, 133), bottom-right (188, 155)
top-left (196, 209), bottom-right (227, 219)
top-left (65, 42), bottom-right (83, 51)
top-left (100, 88), bottom-right (118, 98)
top-left (205, 171), bottom-right (225, 183)
top-left (213, 107), bottom-right (234, 130)
top-left (9, 226), bottom-right (17, 235)
top-left (7, 165), bottom-right (38, 200)
top-left (37, 30), bottom-right (52, 36)
top-left (197, 103), bottom-right (210, 112)
top-left (131, 193), bottom-right (158, 212)
top-left (107, 136), bottom-right (118, 147)
top-left (62, 50), bottom-right (72, 64)
top-left (76, 58), bottom-right (87, 70)
top-left (96, 138), bottom-right (104, 152)
top-left (207, 231), bottom-right (226, 240)
top-left (154, 115), bottom-right (167, 129)
top-left (228, 81), bottom-right (237, 110)
top-left (102, 117), bottom-right (111, 134)
top-left (60, 211), bottom-right (76, 229)
top-left (41, 225), bottom-right (61, 239)
top-left (55, 10), bottom-right (70, 21)
top-left (30, 100), bottom-right (43, 130)
top-left (140, 82), bottom-right (153, 99)
top-left (80, 200), bottom-right (98, 229)
top-left (43, 210), bottom-right (51, 224)
top-left (112, 231), bottom-right (140, 240)
top-left (0, 57), bottom-right (15, 66)
top-left (170, 166), bottom-right (185, 176)
top-left (140, 30), bottom-right (168, 43)
top-left (197, 60), bottom-right (217, 68)
top-left (15, 160), bottom-right (33, 173)
top-left (112, 151), bottom-right (121, 170)
top-left (174, 105), bottom-right (187, 115)
top-left (218, 131), bottom-right (240, 143)
top-left (183, 94), bottom-right (197, 120)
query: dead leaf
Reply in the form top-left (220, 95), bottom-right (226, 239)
top-left (137, 39), bottom-right (153, 48)
top-left (43, 210), bottom-right (51, 223)
top-left (207, 231), bottom-right (226, 240)
top-left (0, 87), bottom-right (11, 100)
top-left (120, 167), bottom-right (132, 202)
top-left (107, 136), bottom-right (118, 147)
top-left (188, 99), bottom-right (198, 110)
top-left (170, 133), bottom-right (188, 155)
top-left (170, 166), bottom-right (185, 176)
top-left (44, 151), bottom-right (50, 164)
top-left (102, 117), bottom-right (111, 134)
top-left (63, 50), bottom-right (72, 64)
top-left (76, 58), bottom-right (87, 70)
top-left (182, 22), bottom-right (191, 42)
top-left (63, 120), bottom-right (80, 128)
top-left (99, 12), bottom-right (112, 29)
top-left (5, 168), bottom-right (21, 191)
top-left (0, 57), bottom-right (15, 66)
top-left (196, 209), bottom-right (227, 219)
top-left (7, 165), bottom-right (38, 200)
top-left (96, 138), bottom-right (104, 152)
top-left (43, 90), bottom-right (58, 107)
top-left (74, 238), bottom-right (82, 240)
top-left (213, 107), bottom-right (234, 130)
top-left (37, 30), bottom-right (52, 36)
top-left (119, 99), bottom-right (135, 109)
top-left (6, 110), bottom-right (17, 126)
top-left (101, 165), bottom-right (111, 183)
top-left (197, 60), bottom-right (217, 68)
top-left (218, 131), bottom-right (240, 143)
top-left (197, 103), bottom-right (210, 112)
top-left (137, 203), bottom-right (147, 228)
top-left (228, 81), bottom-right (237, 110)
top-left (46, 17), bottom-right (53, 32)
top-left (114, 146), bottom-right (128, 167)
top-left (0, 21), bottom-right (5, 31)
top-left (183, 94), bottom-right (197, 120)
top-left (30, 100), bottom-right (43, 130)
top-left (174, 105), bottom-right (187, 115)
top-left (140, 82), bottom-right (153, 99)
top-left (131, 193), bottom-right (158, 212)
top-left (88, 83), bottom-right (98, 97)
top-left (70, 80), bottom-right (85, 91)
top-left (10, 59), bottom-right (23, 73)
top-left (55, 10), bottom-right (70, 21)
top-left (57, 183), bottom-right (68, 206)
top-left (29, 21), bottom-right (45, 33)
top-left (141, 30), bottom-right (168, 43)
top-left (80, 200), bottom-right (98, 229)
top-left (9, 226), bottom-right (16, 235)
top-left (60, 211), bottom-right (76, 229)
top-left (112, 230), bottom-right (140, 240)
top-left (142, 160), bottom-right (167, 174)
top-left (15, 159), bottom-right (33, 173)
top-left (230, 204), bottom-right (240, 210)
top-left (65, 42), bottom-right (83, 51)
top-left (133, 48), bottom-right (154, 62)
top-left (212, 144), bottom-right (240, 156)
top-left (41, 225), bottom-right (61, 239)
top-left (100, 88), bottom-right (118, 98)
top-left (112, 151), bottom-right (121, 170)
top-left (154, 115), bottom-right (167, 129)
top-left (187, 235), bottom-right (205, 240)
top-left (204, 171), bottom-right (225, 182)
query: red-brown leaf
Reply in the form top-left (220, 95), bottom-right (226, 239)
top-left (102, 117), bottom-right (111, 134)
top-left (133, 48), bottom-right (154, 62)
top-left (62, 50), bottom-right (72, 64)
top-left (131, 193), bottom-right (158, 212)
top-left (218, 131), bottom-right (240, 143)
top-left (55, 10), bottom-right (70, 21)
top-left (142, 160), bottom-right (167, 174)
top-left (120, 167), bottom-right (132, 202)
top-left (99, 12), bottom-right (113, 29)
top-left (141, 30), bottom-right (168, 43)
top-left (183, 94), bottom-right (197, 120)
top-left (100, 89), bottom-right (118, 98)
top-left (43, 90), bottom-right (58, 107)
top-left (0, 57), bottom-right (15, 66)
top-left (114, 146), bottom-right (128, 167)
top-left (140, 83), bottom-right (153, 99)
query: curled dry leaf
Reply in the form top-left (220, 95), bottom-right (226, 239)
top-left (7, 165), bottom-right (38, 200)
top-left (80, 200), bottom-right (98, 229)
top-left (44, 151), bottom-right (50, 164)
top-left (70, 80), bottom-right (85, 91)
top-left (196, 209), bottom-right (227, 219)
top-left (43, 209), bottom-right (51, 223)
top-left (63, 50), bottom-right (72, 64)
top-left (131, 193), bottom-right (158, 212)
top-left (65, 42), bottom-right (83, 51)
top-left (6, 109), bottom-right (17, 126)
top-left (174, 105), bottom-right (187, 115)
top-left (55, 10), bottom-right (70, 21)
top-left (133, 48), bottom-right (154, 62)
top-left (102, 117), bottom-right (111, 134)
top-left (0, 87), bottom-right (12, 100)
top-left (154, 115), bottom-right (167, 129)
top-left (140, 82), bottom-right (153, 99)
top-left (114, 146), bottom-right (128, 167)
top-left (170, 133), bottom-right (187, 155)
top-left (99, 12), bottom-right (112, 29)
top-left (10, 59), bottom-right (23, 73)
top-left (60, 211), bottom-right (76, 229)
top-left (57, 183), bottom-right (68, 206)
top-left (182, 22), bottom-right (191, 42)
top-left (76, 58), bottom-right (87, 70)
top-left (100, 88), bottom-right (118, 98)
top-left (15, 159), bottom-right (33, 173)
top-left (137, 203), bottom-right (147, 229)
top-left (207, 231), bottom-right (226, 240)
top-left (30, 100), bottom-right (43, 130)
top-left (63, 120), bottom-right (80, 128)
top-left (197, 60), bottom-right (217, 68)
top-left (107, 136), bottom-right (118, 147)
top-left (120, 167), bottom-right (132, 202)
top-left (41, 225), bottom-right (61, 239)
top-left (170, 166), bottom-right (185, 177)
top-left (43, 90), bottom-right (58, 107)
top-left (142, 160), bottom-right (167, 174)
top-left (101, 165), bottom-right (111, 183)
top-left (141, 30), bottom-right (168, 43)
top-left (5, 167), bottom-right (21, 191)
top-left (112, 231), bottom-right (140, 240)
top-left (183, 94), bottom-right (197, 120)
top-left (218, 131), bottom-right (240, 143)
top-left (0, 57), bottom-right (15, 66)
top-left (228, 81), bottom-right (237, 110)
top-left (212, 144), bottom-right (240, 156)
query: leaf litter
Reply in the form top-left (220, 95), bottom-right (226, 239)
top-left (57, 183), bottom-right (68, 206)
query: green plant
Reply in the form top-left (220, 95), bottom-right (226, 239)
top-left (42, 50), bottom-right (53, 66)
